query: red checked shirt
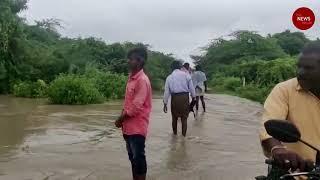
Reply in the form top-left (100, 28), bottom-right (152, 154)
top-left (122, 70), bottom-right (152, 137)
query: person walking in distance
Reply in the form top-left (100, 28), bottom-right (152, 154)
top-left (163, 61), bottom-right (196, 136)
top-left (115, 48), bottom-right (152, 180)
top-left (181, 62), bottom-right (191, 74)
top-left (192, 65), bottom-right (208, 112)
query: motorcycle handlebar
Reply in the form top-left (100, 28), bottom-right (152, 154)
top-left (257, 159), bottom-right (320, 179)
top-left (265, 159), bottom-right (315, 169)
top-left (265, 159), bottom-right (274, 165)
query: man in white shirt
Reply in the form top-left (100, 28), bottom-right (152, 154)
top-left (163, 61), bottom-right (196, 136)
top-left (192, 65), bottom-right (208, 112)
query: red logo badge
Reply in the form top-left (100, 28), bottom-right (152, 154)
top-left (292, 7), bottom-right (315, 30)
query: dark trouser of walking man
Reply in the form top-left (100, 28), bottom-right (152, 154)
top-left (171, 92), bottom-right (190, 135)
top-left (195, 87), bottom-right (206, 112)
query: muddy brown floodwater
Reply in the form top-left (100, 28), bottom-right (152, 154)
top-left (0, 94), bottom-right (266, 180)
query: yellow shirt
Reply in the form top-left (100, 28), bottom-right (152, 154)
top-left (260, 78), bottom-right (320, 161)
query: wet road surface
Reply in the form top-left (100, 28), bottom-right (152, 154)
top-left (0, 94), bottom-right (266, 180)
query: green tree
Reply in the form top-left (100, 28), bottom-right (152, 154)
top-left (145, 52), bottom-right (175, 90)
top-left (199, 31), bottom-right (286, 77)
top-left (198, 30), bottom-right (310, 103)
top-left (273, 30), bottom-right (310, 55)
top-left (0, 0), bottom-right (28, 93)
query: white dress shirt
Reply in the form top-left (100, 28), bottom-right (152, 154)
top-left (163, 69), bottom-right (196, 104)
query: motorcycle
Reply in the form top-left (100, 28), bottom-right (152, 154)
top-left (255, 119), bottom-right (320, 180)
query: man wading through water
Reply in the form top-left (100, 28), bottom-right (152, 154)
top-left (163, 61), bottom-right (196, 136)
top-left (115, 48), bottom-right (152, 180)
top-left (192, 65), bottom-right (208, 112)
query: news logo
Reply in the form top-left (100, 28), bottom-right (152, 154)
top-left (292, 7), bottom-right (315, 30)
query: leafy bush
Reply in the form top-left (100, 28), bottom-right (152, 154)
top-left (207, 57), bottom-right (297, 103)
top-left (84, 67), bottom-right (127, 99)
top-left (209, 76), bottom-right (242, 92)
top-left (13, 79), bottom-right (48, 98)
top-left (208, 74), bottom-right (225, 87)
top-left (95, 72), bottom-right (127, 99)
top-left (209, 76), bottom-right (272, 103)
top-left (236, 84), bottom-right (270, 103)
top-left (222, 77), bottom-right (242, 91)
top-left (47, 65), bottom-right (127, 105)
top-left (34, 80), bottom-right (48, 97)
top-left (256, 58), bottom-right (296, 86)
top-left (48, 74), bottom-right (103, 104)
top-left (151, 78), bottom-right (164, 91)
top-left (13, 82), bottom-right (32, 97)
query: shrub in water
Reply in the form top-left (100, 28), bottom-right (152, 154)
top-left (13, 82), bottom-right (32, 97)
top-left (33, 80), bottom-right (48, 98)
top-left (95, 72), bottom-right (127, 99)
top-left (13, 80), bottom-right (48, 98)
top-left (48, 74), bottom-right (103, 105)
top-left (84, 68), bottom-right (127, 100)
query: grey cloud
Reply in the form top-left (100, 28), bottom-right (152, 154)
top-left (22, 0), bottom-right (320, 62)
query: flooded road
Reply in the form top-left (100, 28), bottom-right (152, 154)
top-left (0, 94), bottom-right (266, 180)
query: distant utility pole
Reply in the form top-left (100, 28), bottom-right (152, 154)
top-left (242, 77), bottom-right (246, 87)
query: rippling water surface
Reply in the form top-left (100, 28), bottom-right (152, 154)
top-left (0, 95), bottom-right (265, 180)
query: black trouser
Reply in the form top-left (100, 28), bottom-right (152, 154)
top-left (123, 134), bottom-right (147, 176)
top-left (171, 92), bottom-right (189, 136)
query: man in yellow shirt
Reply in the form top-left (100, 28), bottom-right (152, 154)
top-left (260, 41), bottom-right (320, 177)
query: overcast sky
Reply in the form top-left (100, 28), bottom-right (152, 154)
top-left (21, 0), bottom-right (320, 63)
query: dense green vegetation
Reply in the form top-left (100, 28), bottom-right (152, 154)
top-left (13, 79), bottom-right (48, 98)
top-left (48, 74), bottom-right (103, 105)
top-left (0, 0), bottom-right (174, 104)
top-left (196, 30), bottom-right (312, 103)
top-left (2, 1), bottom-right (317, 104)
